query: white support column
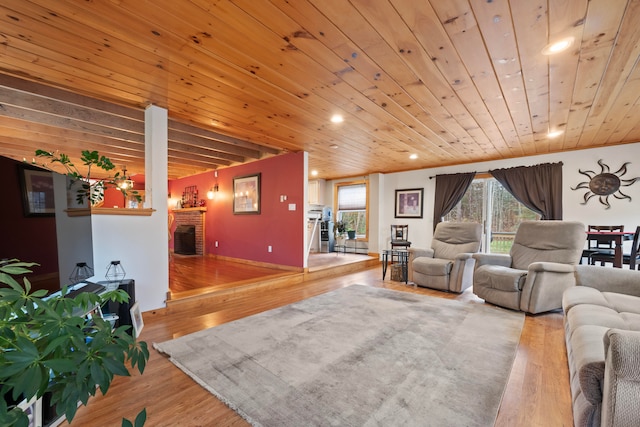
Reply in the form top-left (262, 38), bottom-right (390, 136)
top-left (91, 105), bottom-right (169, 312)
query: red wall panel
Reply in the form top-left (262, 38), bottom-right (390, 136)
top-left (168, 152), bottom-right (305, 268)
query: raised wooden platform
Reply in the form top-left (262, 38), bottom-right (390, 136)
top-left (166, 252), bottom-right (379, 309)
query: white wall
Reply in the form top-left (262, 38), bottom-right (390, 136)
top-left (329, 143), bottom-right (640, 254)
top-left (92, 106), bottom-right (169, 313)
top-left (53, 174), bottom-right (94, 285)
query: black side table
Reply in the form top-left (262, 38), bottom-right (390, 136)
top-left (382, 249), bottom-right (409, 284)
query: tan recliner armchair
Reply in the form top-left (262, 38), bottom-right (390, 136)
top-left (408, 222), bottom-right (482, 293)
top-left (472, 220), bottom-right (585, 314)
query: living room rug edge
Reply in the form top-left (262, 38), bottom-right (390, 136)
top-left (154, 285), bottom-right (525, 427)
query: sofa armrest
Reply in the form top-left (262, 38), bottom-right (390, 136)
top-left (472, 253), bottom-right (512, 268)
top-left (601, 329), bottom-right (640, 426)
top-left (574, 265), bottom-right (640, 297)
top-left (519, 262), bottom-right (578, 314)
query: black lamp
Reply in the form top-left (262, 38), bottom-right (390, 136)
top-left (69, 262), bottom-right (94, 284)
top-left (105, 260), bottom-right (126, 281)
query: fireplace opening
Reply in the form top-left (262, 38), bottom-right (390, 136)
top-left (174, 224), bottom-right (196, 255)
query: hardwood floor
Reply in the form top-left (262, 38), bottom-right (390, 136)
top-left (66, 257), bottom-right (573, 426)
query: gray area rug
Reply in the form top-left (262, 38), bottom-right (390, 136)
top-left (154, 285), bottom-right (524, 426)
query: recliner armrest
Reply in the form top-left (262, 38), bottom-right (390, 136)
top-left (408, 248), bottom-right (434, 283)
top-left (520, 262), bottom-right (577, 313)
top-left (454, 252), bottom-right (475, 261)
top-left (408, 248), bottom-right (434, 259)
top-left (472, 253), bottom-right (511, 268)
top-left (527, 261), bottom-right (575, 273)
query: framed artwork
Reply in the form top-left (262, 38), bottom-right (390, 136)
top-left (19, 164), bottom-right (56, 217)
top-left (17, 395), bottom-right (42, 427)
top-left (394, 188), bottom-right (424, 218)
top-left (233, 173), bottom-right (261, 214)
top-left (130, 301), bottom-right (144, 338)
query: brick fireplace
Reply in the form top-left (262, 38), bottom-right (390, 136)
top-left (171, 207), bottom-right (206, 255)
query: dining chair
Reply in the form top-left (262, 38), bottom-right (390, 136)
top-left (390, 224), bottom-right (411, 249)
top-left (582, 225), bottom-right (624, 264)
top-left (589, 225), bottom-right (640, 269)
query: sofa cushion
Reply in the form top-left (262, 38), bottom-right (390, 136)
top-left (563, 286), bottom-right (610, 313)
top-left (412, 257), bottom-right (452, 276)
top-left (474, 265), bottom-right (527, 292)
top-left (566, 305), bottom-right (629, 337)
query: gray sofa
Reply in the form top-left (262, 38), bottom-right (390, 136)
top-left (562, 265), bottom-right (640, 427)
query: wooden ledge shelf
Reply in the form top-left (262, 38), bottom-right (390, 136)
top-left (171, 207), bottom-right (207, 213)
top-left (66, 208), bottom-right (156, 217)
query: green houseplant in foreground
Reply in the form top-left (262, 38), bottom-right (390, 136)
top-left (0, 259), bottom-right (149, 427)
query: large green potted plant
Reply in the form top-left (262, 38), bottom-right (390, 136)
top-left (0, 259), bottom-right (149, 427)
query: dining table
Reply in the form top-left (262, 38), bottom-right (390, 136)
top-left (586, 230), bottom-right (635, 268)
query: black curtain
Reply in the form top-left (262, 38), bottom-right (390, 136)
top-left (489, 162), bottom-right (563, 220)
top-left (433, 172), bottom-right (476, 230)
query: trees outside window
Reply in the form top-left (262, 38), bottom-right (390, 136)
top-left (444, 178), bottom-right (539, 253)
top-left (336, 182), bottom-right (367, 238)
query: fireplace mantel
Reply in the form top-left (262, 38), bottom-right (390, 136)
top-left (171, 208), bottom-right (206, 255)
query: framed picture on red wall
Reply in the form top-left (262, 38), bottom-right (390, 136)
top-left (233, 173), bottom-right (261, 214)
top-left (19, 164), bottom-right (56, 217)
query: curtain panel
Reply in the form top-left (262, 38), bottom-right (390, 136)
top-left (489, 162), bottom-right (563, 220)
top-left (433, 172), bottom-right (476, 230)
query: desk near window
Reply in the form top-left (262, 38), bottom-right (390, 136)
top-left (586, 231), bottom-right (634, 268)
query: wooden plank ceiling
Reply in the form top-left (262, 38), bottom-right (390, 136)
top-left (0, 0), bottom-right (638, 180)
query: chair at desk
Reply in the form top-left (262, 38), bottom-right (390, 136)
top-left (582, 225), bottom-right (624, 264)
top-left (390, 224), bottom-right (411, 249)
top-left (590, 226), bottom-right (640, 269)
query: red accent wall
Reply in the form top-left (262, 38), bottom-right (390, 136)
top-left (168, 152), bottom-right (305, 268)
top-left (0, 156), bottom-right (59, 276)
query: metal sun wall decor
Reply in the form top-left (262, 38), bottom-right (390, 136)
top-left (571, 159), bottom-right (639, 209)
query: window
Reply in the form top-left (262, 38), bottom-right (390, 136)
top-left (336, 182), bottom-right (367, 238)
top-left (444, 177), bottom-right (539, 253)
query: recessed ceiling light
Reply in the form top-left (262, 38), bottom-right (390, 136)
top-left (311, 170), bottom-right (318, 176)
top-left (409, 154), bottom-right (418, 160)
top-left (330, 144), bottom-right (339, 149)
top-left (542, 37), bottom-right (574, 55)
top-left (547, 130), bottom-right (564, 138)
top-left (330, 114), bottom-right (344, 123)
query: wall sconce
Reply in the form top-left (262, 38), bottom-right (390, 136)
top-left (118, 166), bottom-right (135, 191)
top-left (69, 262), bottom-right (94, 284)
top-left (207, 183), bottom-right (219, 200)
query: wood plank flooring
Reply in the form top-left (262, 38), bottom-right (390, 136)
top-left (65, 257), bottom-right (573, 426)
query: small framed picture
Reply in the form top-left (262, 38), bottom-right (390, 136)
top-left (394, 188), bottom-right (424, 218)
top-left (129, 301), bottom-right (144, 338)
top-left (233, 173), bottom-right (261, 214)
top-left (17, 395), bottom-right (42, 427)
top-left (19, 164), bottom-right (56, 217)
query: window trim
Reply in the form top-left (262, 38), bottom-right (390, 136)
top-left (334, 180), bottom-right (369, 240)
